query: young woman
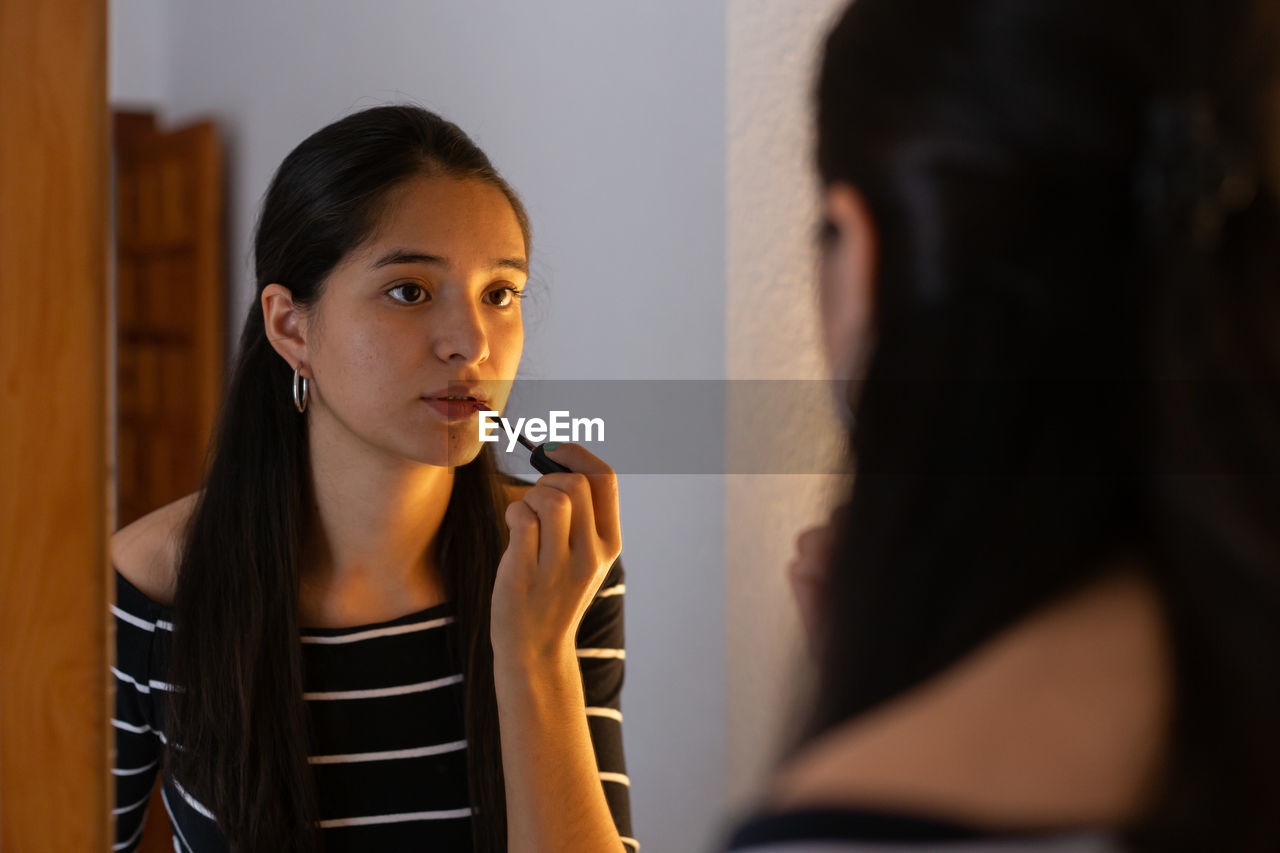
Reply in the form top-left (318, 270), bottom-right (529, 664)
top-left (727, 0), bottom-right (1280, 851)
top-left (110, 105), bottom-right (636, 853)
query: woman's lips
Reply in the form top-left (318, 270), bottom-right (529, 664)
top-left (422, 397), bottom-right (488, 421)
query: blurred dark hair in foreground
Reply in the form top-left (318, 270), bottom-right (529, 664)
top-left (809, 0), bottom-right (1280, 849)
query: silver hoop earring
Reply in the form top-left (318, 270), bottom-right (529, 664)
top-left (293, 366), bottom-right (309, 413)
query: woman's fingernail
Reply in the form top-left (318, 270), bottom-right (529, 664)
top-left (542, 442), bottom-right (562, 451)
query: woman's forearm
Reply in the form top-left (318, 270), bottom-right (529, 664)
top-left (494, 643), bottom-right (622, 853)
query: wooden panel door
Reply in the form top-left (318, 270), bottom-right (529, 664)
top-left (113, 112), bottom-right (225, 526)
top-left (113, 112), bottom-right (225, 850)
top-left (0, 0), bottom-right (111, 848)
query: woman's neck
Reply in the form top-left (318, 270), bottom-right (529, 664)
top-left (769, 565), bottom-right (1174, 831)
top-left (298, 413), bottom-right (455, 625)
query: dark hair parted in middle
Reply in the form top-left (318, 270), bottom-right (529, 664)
top-left (165, 105), bottom-right (529, 853)
top-left (810, 0), bottom-right (1280, 849)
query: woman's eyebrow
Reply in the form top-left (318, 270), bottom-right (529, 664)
top-left (370, 249), bottom-right (445, 269)
top-left (493, 257), bottom-right (529, 275)
top-left (369, 249), bottom-right (527, 275)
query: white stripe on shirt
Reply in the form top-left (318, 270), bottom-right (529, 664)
top-left (303, 673), bottom-right (464, 701)
top-left (171, 776), bottom-right (216, 822)
top-left (112, 758), bottom-right (159, 777)
top-left (111, 666), bottom-right (177, 694)
top-left (110, 603), bottom-right (173, 633)
top-left (577, 648), bottom-right (626, 660)
top-left (300, 615), bottom-right (455, 645)
top-left (112, 717), bottom-right (168, 745)
top-left (317, 807), bottom-right (473, 828)
top-left (586, 707), bottom-right (624, 722)
top-left (111, 604), bottom-right (157, 632)
top-left (113, 790), bottom-right (152, 816)
top-left (160, 787), bottom-right (196, 853)
top-left (308, 739), bottom-right (468, 765)
top-left (110, 665), bottom-right (149, 692)
top-left (724, 840), bottom-right (1123, 853)
top-left (111, 717), bottom-right (151, 734)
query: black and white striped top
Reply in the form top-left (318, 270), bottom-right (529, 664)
top-left (111, 559), bottom-right (635, 852)
top-left (723, 808), bottom-right (1123, 853)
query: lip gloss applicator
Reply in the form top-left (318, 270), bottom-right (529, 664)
top-left (515, 432), bottom-right (573, 475)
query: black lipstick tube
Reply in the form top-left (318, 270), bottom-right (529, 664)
top-left (514, 432), bottom-right (573, 475)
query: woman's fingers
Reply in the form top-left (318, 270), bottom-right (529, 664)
top-left (788, 558), bottom-right (823, 655)
top-left (518, 484), bottom-right (573, 573)
top-left (790, 524), bottom-right (836, 583)
top-left (788, 521), bottom-right (837, 656)
top-left (533, 472), bottom-right (597, 559)
top-left (503, 499), bottom-right (540, 576)
top-left (538, 443), bottom-right (621, 555)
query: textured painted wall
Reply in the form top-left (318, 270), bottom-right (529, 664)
top-left (725, 0), bottom-right (850, 815)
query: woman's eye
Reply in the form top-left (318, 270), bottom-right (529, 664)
top-left (388, 283), bottom-right (428, 304)
top-left (487, 286), bottom-right (524, 308)
top-left (817, 218), bottom-right (838, 249)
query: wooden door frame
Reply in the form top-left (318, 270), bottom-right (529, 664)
top-left (0, 0), bottom-right (111, 848)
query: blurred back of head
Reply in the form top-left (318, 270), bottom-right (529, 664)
top-left (810, 0), bottom-right (1280, 848)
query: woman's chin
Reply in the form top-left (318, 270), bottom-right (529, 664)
top-left (408, 436), bottom-right (486, 469)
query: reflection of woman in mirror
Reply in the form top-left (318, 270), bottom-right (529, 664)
top-left (111, 106), bottom-right (635, 853)
top-left (727, 0), bottom-right (1280, 850)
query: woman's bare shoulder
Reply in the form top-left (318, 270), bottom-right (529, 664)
top-left (111, 492), bottom-right (201, 607)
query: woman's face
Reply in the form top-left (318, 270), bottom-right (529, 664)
top-left (301, 175), bottom-right (527, 468)
top-left (819, 183), bottom-right (877, 393)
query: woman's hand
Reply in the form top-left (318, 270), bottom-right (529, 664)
top-left (491, 443), bottom-right (622, 667)
top-left (787, 504), bottom-right (843, 657)
top-left (489, 444), bottom-right (627, 852)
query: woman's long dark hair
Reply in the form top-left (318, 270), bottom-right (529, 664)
top-left (808, 0), bottom-right (1280, 849)
top-left (164, 105), bottom-right (530, 852)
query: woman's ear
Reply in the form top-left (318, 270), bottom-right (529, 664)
top-left (261, 283), bottom-right (310, 374)
top-left (819, 182), bottom-right (878, 383)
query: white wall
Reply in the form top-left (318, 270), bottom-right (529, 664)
top-left (110, 2), bottom-right (847, 849)
top-left (725, 0), bottom-right (850, 815)
top-left (109, 0), bottom-right (170, 107)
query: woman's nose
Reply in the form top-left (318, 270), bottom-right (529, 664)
top-left (431, 296), bottom-right (490, 365)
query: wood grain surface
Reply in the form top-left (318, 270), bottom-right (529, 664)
top-left (0, 0), bottom-right (112, 849)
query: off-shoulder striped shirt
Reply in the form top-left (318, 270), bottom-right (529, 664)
top-left (111, 559), bottom-right (635, 852)
top-left (723, 808), bottom-right (1123, 853)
